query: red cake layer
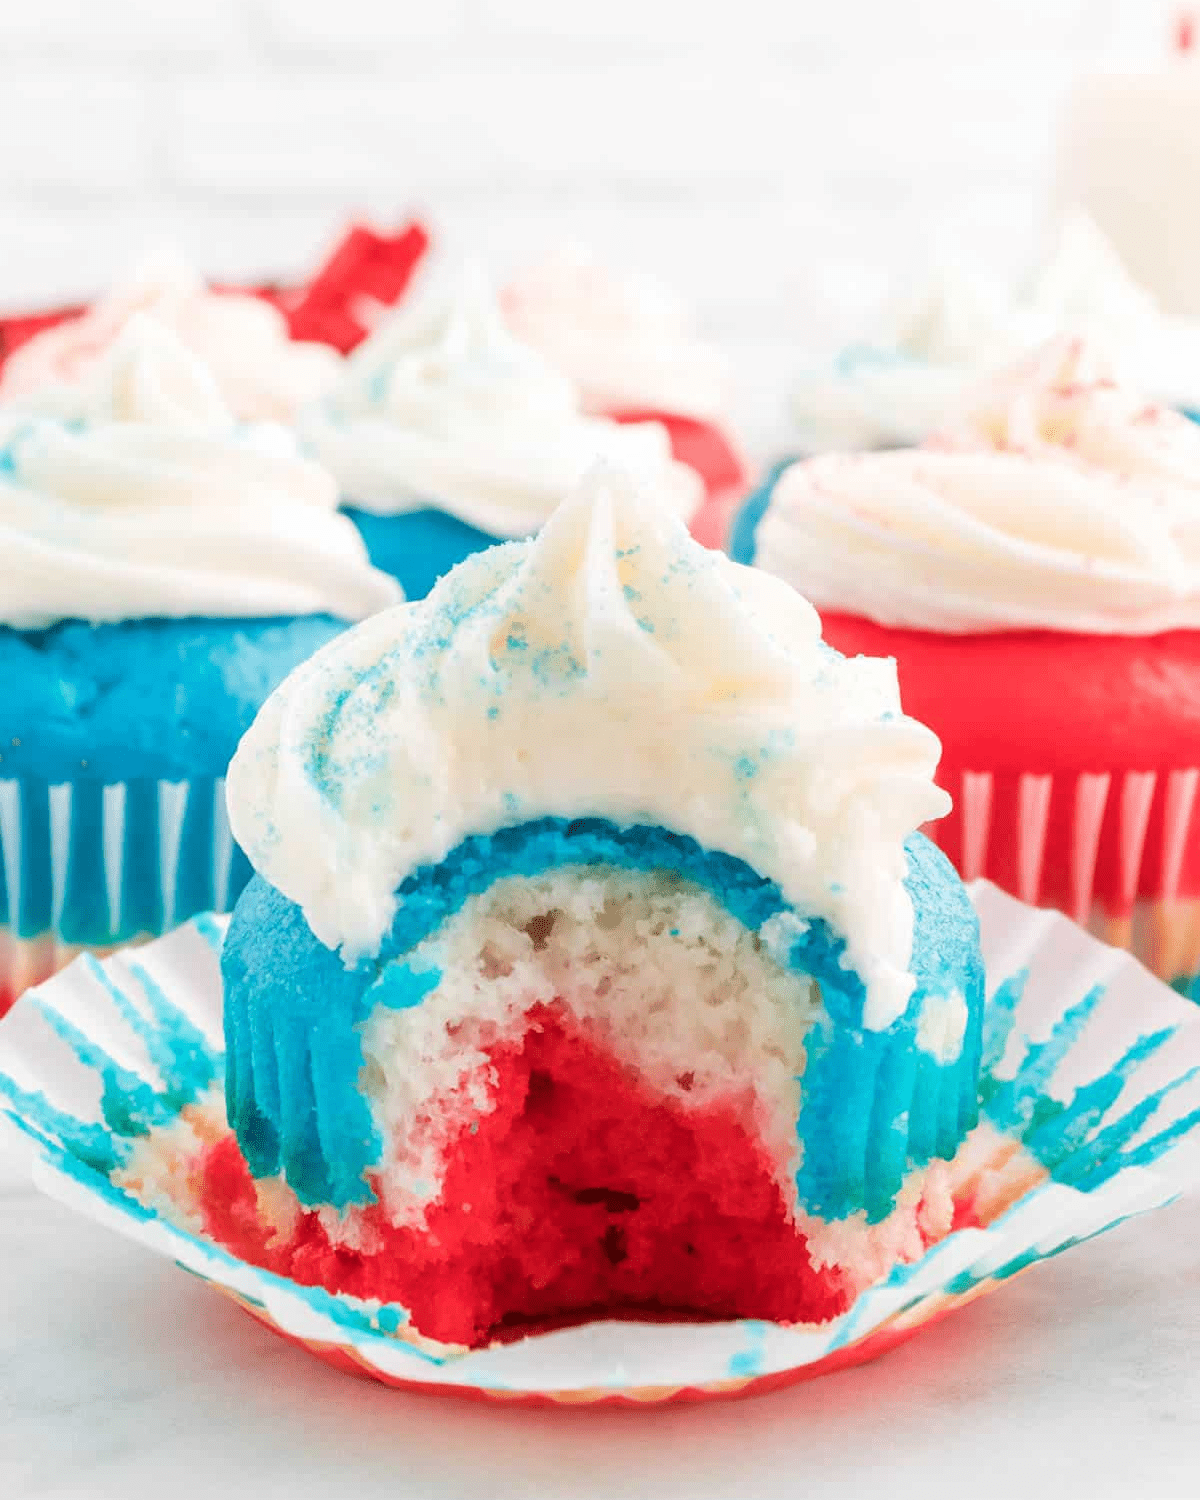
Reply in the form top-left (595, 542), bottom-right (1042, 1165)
top-left (820, 610), bottom-right (1200, 907)
top-left (201, 1002), bottom-right (853, 1348)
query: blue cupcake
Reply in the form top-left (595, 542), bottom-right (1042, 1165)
top-left (299, 268), bottom-right (700, 599)
top-left (212, 468), bottom-right (983, 1351)
top-left (0, 316), bottom-right (400, 1011)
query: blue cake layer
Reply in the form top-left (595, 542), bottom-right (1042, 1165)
top-left (344, 506), bottom-right (503, 601)
top-left (0, 615), bottom-right (348, 784)
top-left (223, 818), bottom-right (984, 1223)
top-left (727, 456), bottom-right (798, 567)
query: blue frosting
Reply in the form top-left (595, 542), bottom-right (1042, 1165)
top-left (223, 818), bottom-right (984, 1224)
top-left (727, 456), bottom-right (799, 567)
top-left (0, 615), bottom-right (348, 946)
top-left (343, 506), bottom-right (504, 601)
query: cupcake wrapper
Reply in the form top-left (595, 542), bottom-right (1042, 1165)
top-left (0, 775), bottom-right (250, 1015)
top-left (2, 881), bottom-right (1199, 1406)
top-left (932, 767), bottom-right (1200, 998)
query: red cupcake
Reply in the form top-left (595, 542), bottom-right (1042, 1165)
top-left (735, 336), bottom-right (1200, 995)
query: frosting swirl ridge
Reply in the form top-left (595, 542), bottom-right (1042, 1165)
top-left (501, 245), bottom-right (727, 419)
top-left (0, 246), bottom-right (341, 422)
top-left (792, 214), bottom-right (1200, 449)
top-left (761, 338), bottom-right (1200, 634)
top-left (301, 268), bottom-right (701, 536)
top-left (0, 316), bottom-right (401, 630)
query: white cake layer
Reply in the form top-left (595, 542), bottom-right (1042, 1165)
top-left (357, 865), bottom-right (821, 1228)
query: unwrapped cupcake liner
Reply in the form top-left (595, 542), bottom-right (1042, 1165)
top-left (0, 774), bottom-right (250, 1016)
top-left (2, 881), bottom-right (1199, 1406)
top-left (930, 767), bottom-right (1200, 1000)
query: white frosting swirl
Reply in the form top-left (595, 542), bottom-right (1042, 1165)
top-left (793, 213), bottom-right (1200, 449)
top-left (790, 347), bottom-right (973, 451)
top-left (228, 465), bottom-right (950, 1030)
top-left (0, 246), bottom-right (341, 422)
top-left (301, 268), bottom-right (701, 536)
top-left (0, 316), bottom-right (401, 631)
top-left (761, 338), bottom-right (1200, 634)
top-left (501, 245), bottom-right (728, 420)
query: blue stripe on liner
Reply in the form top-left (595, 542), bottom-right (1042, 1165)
top-left (1, 776), bottom-right (257, 951)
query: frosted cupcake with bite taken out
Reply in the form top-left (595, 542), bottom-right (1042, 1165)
top-left (300, 268), bottom-right (703, 598)
top-left (202, 466), bottom-right (984, 1351)
top-left (0, 315), bottom-right (399, 1013)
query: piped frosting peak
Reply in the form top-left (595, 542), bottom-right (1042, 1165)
top-left (301, 266), bottom-right (701, 535)
top-left (228, 464), bottom-right (949, 1028)
top-left (0, 315), bottom-right (399, 629)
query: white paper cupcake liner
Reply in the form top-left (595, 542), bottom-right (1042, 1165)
top-left (2, 882), bottom-right (1199, 1406)
top-left (933, 767), bottom-right (1200, 996)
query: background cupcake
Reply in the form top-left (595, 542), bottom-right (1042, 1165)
top-left (209, 469), bottom-right (980, 1349)
top-left (737, 335), bottom-right (1200, 997)
top-left (300, 267), bottom-right (702, 598)
top-left (0, 314), bottom-right (399, 1012)
top-left (791, 213), bottom-right (1200, 451)
top-left (501, 244), bottom-right (747, 538)
top-left (0, 246), bottom-right (342, 423)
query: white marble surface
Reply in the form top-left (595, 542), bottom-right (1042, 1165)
top-left (2, 1121), bottom-right (1199, 1500)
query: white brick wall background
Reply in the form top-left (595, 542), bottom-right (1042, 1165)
top-left (0, 0), bottom-right (1182, 450)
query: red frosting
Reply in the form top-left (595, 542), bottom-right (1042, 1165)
top-left (201, 1002), bottom-right (865, 1349)
top-left (820, 611), bottom-right (1200, 908)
